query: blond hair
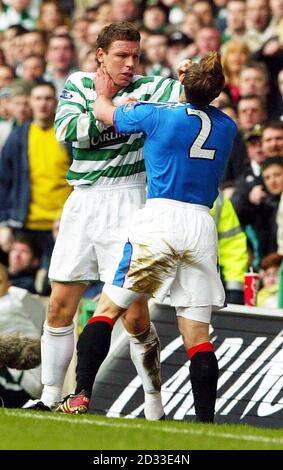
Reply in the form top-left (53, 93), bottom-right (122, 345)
top-left (221, 39), bottom-right (250, 82)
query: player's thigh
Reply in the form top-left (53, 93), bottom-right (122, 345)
top-left (112, 238), bottom-right (179, 306)
top-left (96, 237), bottom-right (126, 282)
top-left (170, 254), bottom-right (225, 308)
top-left (49, 189), bottom-right (99, 282)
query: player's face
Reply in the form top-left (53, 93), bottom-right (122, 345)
top-left (263, 164), bottom-right (283, 195)
top-left (30, 85), bottom-right (57, 121)
top-left (262, 128), bottom-right (283, 157)
top-left (9, 242), bottom-right (35, 272)
top-left (97, 40), bottom-right (140, 90)
top-left (262, 266), bottom-right (279, 288)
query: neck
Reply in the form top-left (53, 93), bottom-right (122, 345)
top-left (52, 68), bottom-right (68, 79)
top-left (33, 118), bottom-right (53, 129)
top-left (113, 86), bottom-right (122, 96)
top-left (228, 72), bottom-right (240, 85)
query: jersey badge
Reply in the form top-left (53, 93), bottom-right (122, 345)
top-left (123, 101), bottom-right (138, 112)
top-left (60, 89), bottom-right (73, 100)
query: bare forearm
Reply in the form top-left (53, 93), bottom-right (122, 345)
top-left (94, 96), bottom-right (116, 126)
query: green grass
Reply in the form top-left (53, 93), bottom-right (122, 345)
top-left (0, 409), bottom-right (282, 450)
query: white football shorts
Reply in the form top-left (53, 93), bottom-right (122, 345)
top-left (104, 198), bottom-right (225, 310)
top-left (48, 183), bottom-right (146, 283)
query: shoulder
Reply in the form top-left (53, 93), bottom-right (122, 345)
top-left (67, 71), bottom-right (94, 81)
top-left (209, 106), bottom-right (238, 133)
top-left (8, 121), bottom-right (30, 139)
top-left (133, 74), bottom-right (177, 82)
top-left (121, 100), bottom-right (179, 113)
top-left (132, 74), bottom-right (164, 83)
top-left (131, 75), bottom-right (178, 90)
top-left (117, 100), bottom-right (151, 115)
top-left (59, 72), bottom-right (95, 101)
top-left (115, 100), bottom-right (157, 124)
top-left (64, 71), bottom-right (95, 90)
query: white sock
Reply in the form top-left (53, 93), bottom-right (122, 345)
top-left (144, 392), bottom-right (164, 420)
top-left (129, 322), bottom-right (164, 420)
top-left (40, 321), bottom-right (74, 407)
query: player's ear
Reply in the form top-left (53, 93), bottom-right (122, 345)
top-left (96, 48), bottom-right (104, 65)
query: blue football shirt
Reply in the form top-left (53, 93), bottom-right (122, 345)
top-left (114, 101), bottom-right (237, 208)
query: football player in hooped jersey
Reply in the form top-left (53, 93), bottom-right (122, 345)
top-left (23, 22), bottom-right (184, 417)
top-left (85, 52), bottom-right (237, 423)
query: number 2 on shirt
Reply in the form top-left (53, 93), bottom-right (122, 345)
top-left (186, 108), bottom-right (216, 160)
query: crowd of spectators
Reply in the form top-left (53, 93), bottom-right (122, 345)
top-left (0, 0), bottom-right (282, 306)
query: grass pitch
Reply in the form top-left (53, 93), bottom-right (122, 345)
top-left (0, 409), bottom-right (282, 450)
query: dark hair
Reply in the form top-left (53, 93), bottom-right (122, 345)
top-left (144, 2), bottom-right (169, 20)
top-left (23, 54), bottom-right (46, 66)
top-left (241, 61), bottom-right (270, 84)
top-left (24, 29), bottom-right (47, 40)
top-left (31, 80), bottom-right (57, 96)
top-left (96, 22), bottom-right (140, 53)
top-left (261, 156), bottom-right (283, 173)
top-left (263, 120), bottom-right (283, 133)
top-left (7, 24), bottom-right (28, 36)
top-left (184, 51), bottom-right (225, 107)
top-left (12, 234), bottom-right (41, 259)
top-left (48, 32), bottom-right (75, 50)
top-left (238, 93), bottom-right (265, 104)
top-left (237, 94), bottom-right (266, 112)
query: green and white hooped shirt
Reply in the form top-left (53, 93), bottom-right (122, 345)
top-left (54, 72), bottom-right (183, 187)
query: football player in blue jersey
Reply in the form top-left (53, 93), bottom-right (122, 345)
top-left (80, 52), bottom-right (237, 423)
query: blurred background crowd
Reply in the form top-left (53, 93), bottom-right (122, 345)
top-left (0, 0), bottom-right (282, 409)
top-left (0, 0), bottom-right (282, 308)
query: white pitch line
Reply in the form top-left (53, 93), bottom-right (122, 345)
top-left (2, 409), bottom-right (282, 447)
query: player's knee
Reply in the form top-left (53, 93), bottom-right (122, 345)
top-left (47, 298), bottom-right (73, 327)
top-left (122, 299), bottom-right (150, 335)
top-left (122, 314), bottom-right (148, 335)
top-left (94, 292), bottom-right (125, 321)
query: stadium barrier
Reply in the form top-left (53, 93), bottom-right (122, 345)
top-left (89, 301), bottom-right (283, 428)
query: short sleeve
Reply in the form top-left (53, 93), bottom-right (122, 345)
top-left (114, 102), bottom-right (157, 135)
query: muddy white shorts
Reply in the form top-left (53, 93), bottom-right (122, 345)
top-left (104, 198), bottom-right (225, 309)
top-left (48, 183), bottom-right (146, 283)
